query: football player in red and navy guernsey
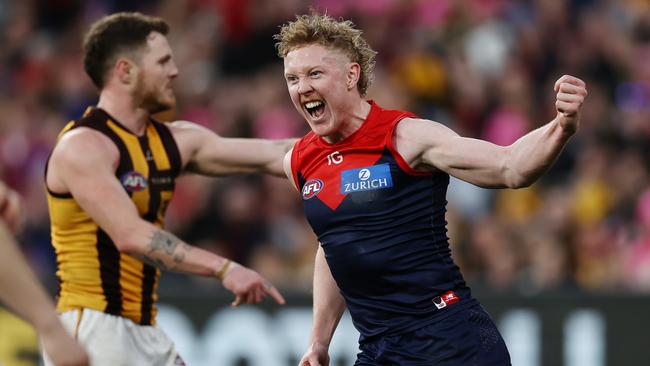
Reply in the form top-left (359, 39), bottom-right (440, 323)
top-left (275, 12), bottom-right (587, 366)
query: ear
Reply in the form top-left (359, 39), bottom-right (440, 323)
top-left (346, 63), bottom-right (361, 91)
top-left (115, 58), bottom-right (136, 85)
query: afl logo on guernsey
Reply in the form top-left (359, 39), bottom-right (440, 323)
top-left (121, 171), bottom-right (147, 192)
top-left (302, 179), bottom-right (323, 200)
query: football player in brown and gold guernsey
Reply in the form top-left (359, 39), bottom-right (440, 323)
top-left (44, 12), bottom-right (290, 366)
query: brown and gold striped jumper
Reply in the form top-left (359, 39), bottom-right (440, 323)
top-left (45, 107), bottom-right (181, 325)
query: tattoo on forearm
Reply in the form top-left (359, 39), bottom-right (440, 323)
top-left (143, 230), bottom-right (192, 271)
top-left (149, 230), bottom-right (181, 255)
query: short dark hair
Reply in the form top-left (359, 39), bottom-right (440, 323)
top-left (83, 12), bottom-right (169, 88)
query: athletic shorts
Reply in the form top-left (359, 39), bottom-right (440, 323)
top-left (41, 308), bottom-right (185, 366)
top-left (355, 304), bottom-right (511, 366)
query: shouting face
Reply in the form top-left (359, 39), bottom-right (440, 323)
top-left (284, 44), bottom-right (361, 139)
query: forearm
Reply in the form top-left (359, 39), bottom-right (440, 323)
top-left (505, 115), bottom-right (574, 188)
top-left (189, 137), bottom-right (297, 178)
top-left (0, 221), bottom-right (62, 332)
top-left (119, 222), bottom-right (227, 277)
top-left (236, 137), bottom-right (297, 177)
top-left (310, 246), bottom-right (346, 346)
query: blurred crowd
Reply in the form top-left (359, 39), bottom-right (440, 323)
top-left (0, 0), bottom-right (649, 295)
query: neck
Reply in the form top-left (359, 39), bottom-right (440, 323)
top-left (322, 99), bottom-right (372, 144)
top-left (96, 88), bottom-right (149, 136)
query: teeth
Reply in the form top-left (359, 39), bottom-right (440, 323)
top-left (305, 101), bottom-right (323, 109)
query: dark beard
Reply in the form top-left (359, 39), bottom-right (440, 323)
top-left (142, 92), bottom-right (174, 114)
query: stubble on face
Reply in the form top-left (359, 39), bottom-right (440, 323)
top-left (134, 33), bottom-right (177, 114)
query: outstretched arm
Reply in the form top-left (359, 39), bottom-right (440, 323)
top-left (47, 128), bottom-right (285, 306)
top-left (0, 219), bottom-right (89, 366)
top-left (170, 121), bottom-right (296, 177)
top-left (299, 246), bottom-right (346, 366)
top-left (396, 75), bottom-right (587, 188)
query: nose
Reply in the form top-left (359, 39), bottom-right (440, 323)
top-left (169, 62), bottom-right (179, 79)
top-left (297, 77), bottom-right (313, 94)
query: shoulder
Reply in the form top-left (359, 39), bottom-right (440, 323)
top-left (394, 117), bottom-right (455, 141)
top-left (293, 131), bottom-right (318, 154)
top-left (392, 117), bottom-right (458, 167)
top-left (167, 120), bottom-right (222, 142)
top-left (51, 127), bottom-right (119, 168)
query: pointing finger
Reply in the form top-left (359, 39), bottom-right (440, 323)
top-left (265, 283), bottom-right (286, 305)
top-left (232, 295), bottom-right (243, 307)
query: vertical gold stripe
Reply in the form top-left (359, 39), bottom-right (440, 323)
top-left (158, 191), bottom-right (174, 226)
top-left (146, 124), bottom-right (171, 171)
top-left (48, 193), bottom-right (107, 313)
top-left (119, 254), bottom-right (145, 324)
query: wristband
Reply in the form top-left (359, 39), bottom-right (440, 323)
top-left (215, 259), bottom-right (232, 280)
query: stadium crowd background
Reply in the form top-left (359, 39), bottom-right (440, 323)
top-left (0, 0), bottom-right (649, 300)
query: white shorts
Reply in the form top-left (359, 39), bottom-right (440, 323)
top-left (42, 308), bottom-right (184, 366)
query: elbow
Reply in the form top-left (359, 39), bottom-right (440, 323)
top-left (501, 153), bottom-right (536, 189)
top-left (510, 179), bottom-right (533, 189)
top-left (110, 227), bottom-right (143, 255)
top-left (504, 168), bottom-right (535, 189)
top-left (506, 172), bottom-right (536, 189)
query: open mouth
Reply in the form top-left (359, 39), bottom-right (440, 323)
top-left (304, 100), bottom-right (326, 118)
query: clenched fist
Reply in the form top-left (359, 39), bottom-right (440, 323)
top-left (554, 75), bottom-right (588, 135)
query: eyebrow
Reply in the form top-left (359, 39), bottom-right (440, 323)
top-left (158, 54), bottom-right (171, 63)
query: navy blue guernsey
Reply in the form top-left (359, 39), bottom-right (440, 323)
top-left (291, 101), bottom-right (477, 341)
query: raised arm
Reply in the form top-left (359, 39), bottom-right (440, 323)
top-left (0, 219), bottom-right (89, 366)
top-left (299, 246), bottom-right (346, 366)
top-left (395, 75), bottom-right (587, 188)
top-left (47, 128), bottom-right (284, 306)
top-left (169, 121), bottom-right (296, 177)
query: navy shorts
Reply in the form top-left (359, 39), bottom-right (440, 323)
top-left (355, 304), bottom-right (511, 366)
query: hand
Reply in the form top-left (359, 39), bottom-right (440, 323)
top-left (40, 322), bottom-right (90, 366)
top-left (0, 182), bottom-right (25, 234)
top-left (298, 342), bottom-right (330, 366)
top-left (554, 75), bottom-right (588, 135)
top-left (221, 262), bottom-right (286, 307)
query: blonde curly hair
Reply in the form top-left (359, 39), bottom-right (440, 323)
top-left (274, 12), bottom-right (377, 96)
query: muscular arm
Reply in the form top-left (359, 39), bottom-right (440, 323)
top-left (170, 121), bottom-right (296, 177)
top-left (396, 75), bottom-right (587, 188)
top-left (47, 128), bottom-right (284, 304)
top-left (49, 129), bottom-right (222, 275)
top-left (0, 220), bottom-right (89, 366)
